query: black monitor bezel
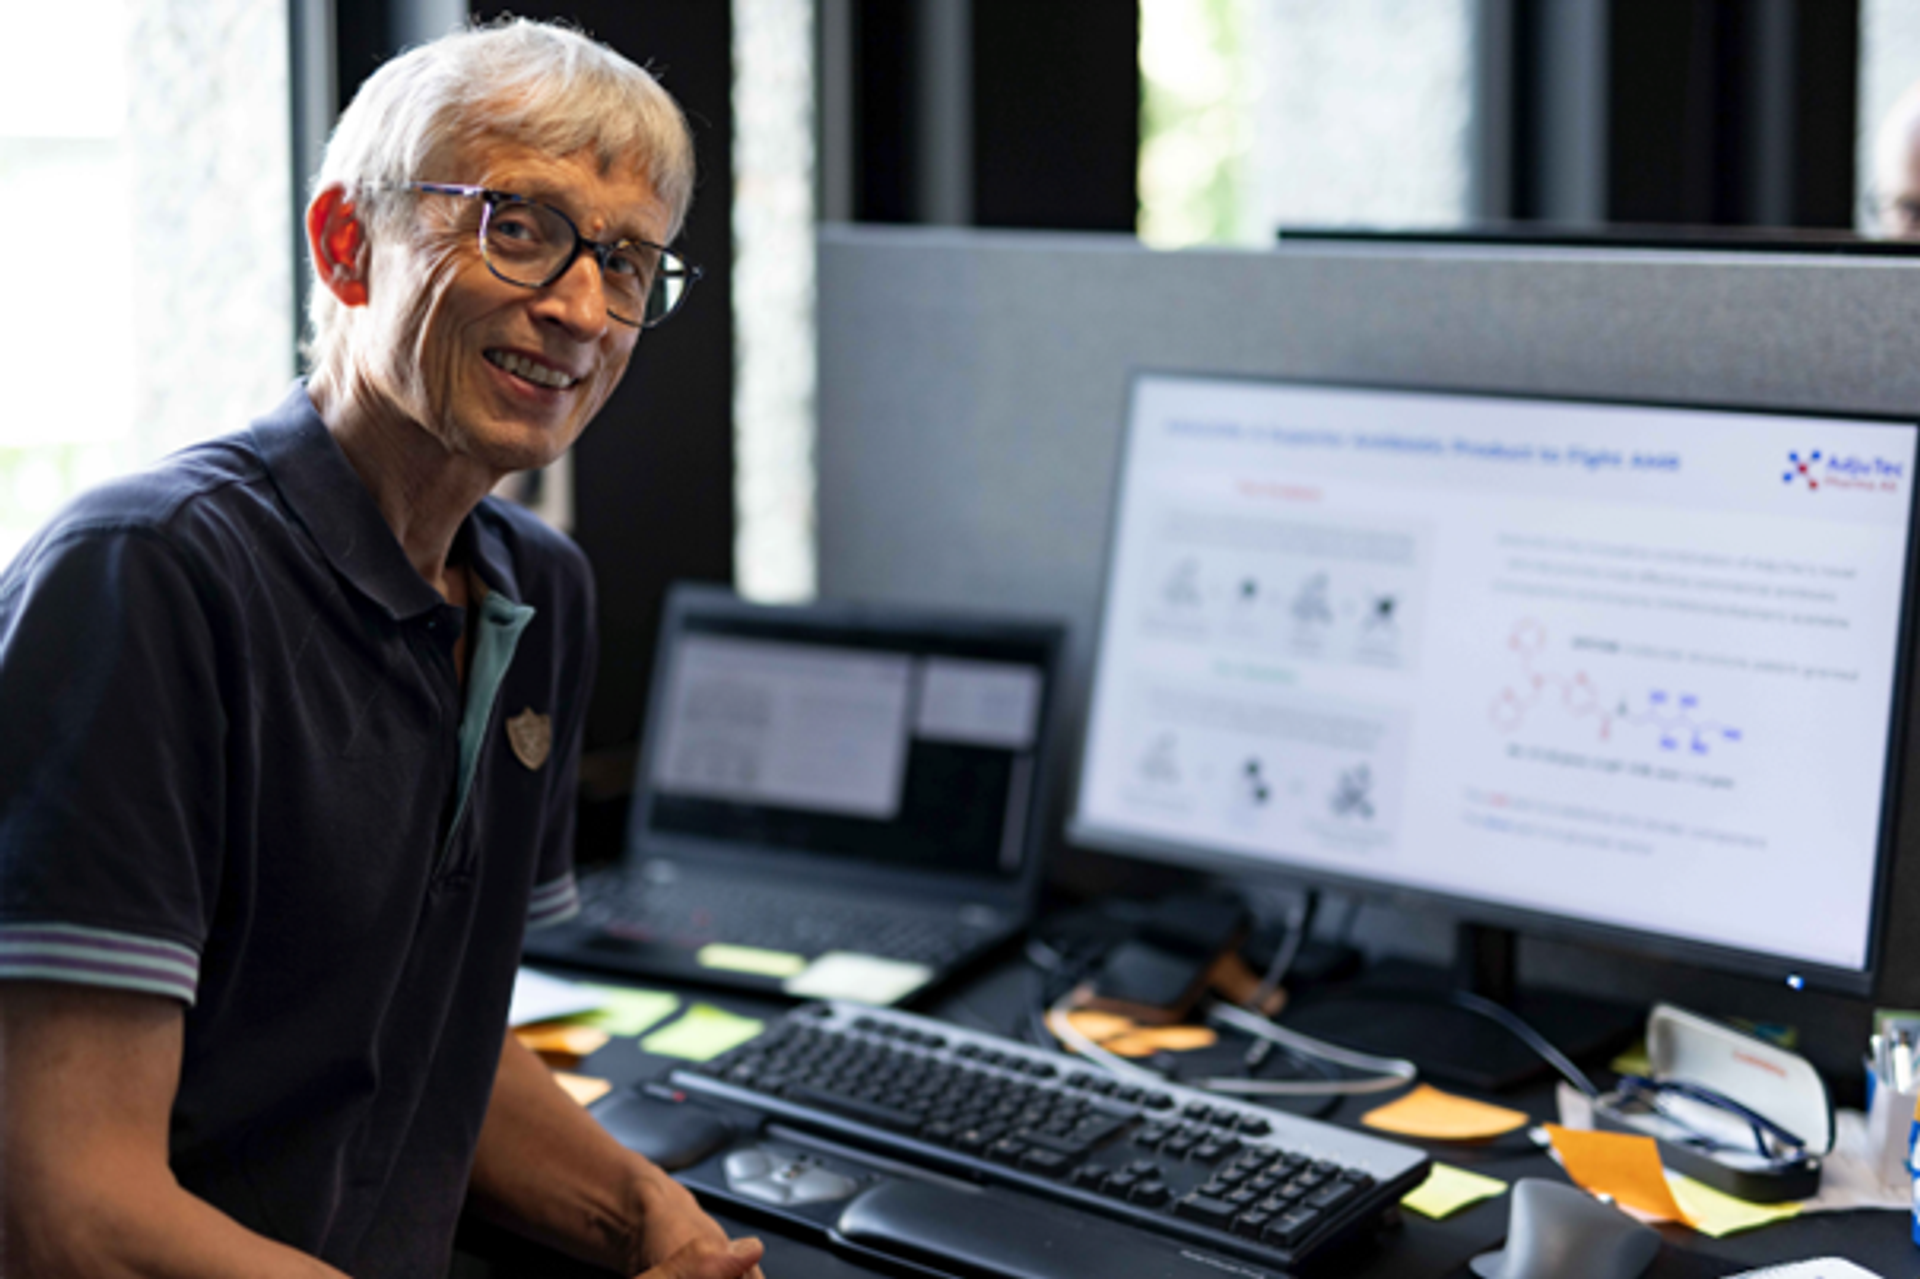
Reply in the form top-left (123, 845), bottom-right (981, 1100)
top-left (1068, 368), bottom-right (1920, 998)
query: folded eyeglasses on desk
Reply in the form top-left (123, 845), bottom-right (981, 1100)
top-left (598, 1001), bottom-right (1431, 1279)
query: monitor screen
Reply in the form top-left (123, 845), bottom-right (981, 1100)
top-left (641, 604), bottom-right (1058, 881)
top-left (1072, 373), bottom-right (1919, 988)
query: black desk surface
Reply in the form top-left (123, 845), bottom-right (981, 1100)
top-left (470, 957), bottom-right (1920, 1279)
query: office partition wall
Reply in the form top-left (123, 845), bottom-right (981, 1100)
top-left (814, 225), bottom-right (1920, 1072)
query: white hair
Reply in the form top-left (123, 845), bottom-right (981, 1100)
top-left (1877, 82), bottom-right (1920, 192)
top-left (304, 17), bottom-right (696, 378)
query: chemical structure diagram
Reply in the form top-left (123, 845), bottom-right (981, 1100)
top-left (1488, 619), bottom-right (1743, 755)
top-left (1156, 556), bottom-right (1402, 648)
top-left (1241, 757), bottom-right (1273, 806)
top-left (1330, 763), bottom-right (1375, 820)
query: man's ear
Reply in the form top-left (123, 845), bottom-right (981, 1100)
top-left (307, 185), bottom-right (369, 307)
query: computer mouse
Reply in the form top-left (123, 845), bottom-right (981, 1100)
top-left (590, 1088), bottom-right (737, 1170)
top-left (1468, 1178), bottom-right (1661, 1279)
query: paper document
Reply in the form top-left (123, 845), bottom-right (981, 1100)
top-left (509, 967), bottom-right (604, 1027)
top-left (1727, 1263), bottom-right (1884, 1279)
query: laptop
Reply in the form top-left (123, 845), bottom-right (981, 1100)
top-left (524, 583), bottom-right (1066, 1006)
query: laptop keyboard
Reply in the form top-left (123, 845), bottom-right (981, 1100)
top-left (577, 873), bottom-right (993, 966)
top-left (669, 1001), bottom-right (1430, 1273)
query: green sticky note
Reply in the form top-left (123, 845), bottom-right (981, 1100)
top-left (562, 984), bottom-right (681, 1038)
top-left (642, 1003), bottom-right (766, 1062)
top-left (1609, 1039), bottom-right (1652, 1078)
top-left (697, 943), bottom-right (807, 978)
top-left (1401, 1163), bottom-right (1509, 1220)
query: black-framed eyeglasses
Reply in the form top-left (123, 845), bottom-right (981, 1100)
top-left (404, 182), bottom-right (701, 329)
top-left (1615, 1074), bottom-right (1809, 1164)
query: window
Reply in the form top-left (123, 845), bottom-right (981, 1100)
top-left (1140, 0), bottom-right (1474, 249)
top-left (733, 0), bottom-right (817, 601)
top-left (0, 0), bottom-right (293, 562)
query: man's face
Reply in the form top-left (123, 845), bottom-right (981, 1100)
top-left (358, 138), bottom-right (671, 477)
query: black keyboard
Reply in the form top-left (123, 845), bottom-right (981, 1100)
top-left (576, 873), bottom-right (987, 966)
top-left (667, 1001), bottom-right (1430, 1274)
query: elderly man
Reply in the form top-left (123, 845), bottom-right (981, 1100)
top-left (0, 20), bottom-right (763, 1279)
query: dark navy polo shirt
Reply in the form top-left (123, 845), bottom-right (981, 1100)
top-left (0, 384), bottom-right (592, 1275)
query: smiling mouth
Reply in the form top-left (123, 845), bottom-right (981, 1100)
top-left (486, 349), bottom-right (582, 390)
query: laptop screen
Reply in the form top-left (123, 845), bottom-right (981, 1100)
top-left (636, 597), bottom-right (1062, 880)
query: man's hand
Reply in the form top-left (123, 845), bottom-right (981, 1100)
top-left (637, 1235), bottom-right (765, 1279)
top-left (469, 1034), bottom-right (766, 1278)
top-left (626, 1160), bottom-right (765, 1279)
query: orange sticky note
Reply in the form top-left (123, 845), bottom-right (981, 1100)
top-left (1104, 1026), bottom-right (1219, 1057)
top-left (1544, 1124), bottom-right (1690, 1223)
top-left (1362, 1084), bottom-right (1529, 1141)
top-left (1064, 1009), bottom-right (1138, 1041)
top-left (551, 1071), bottom-right (613, 1107)
top-left (513, 1022), bottom-right (611, 1063)
top-left (1057, 1009), bottom-right (1218, 1057)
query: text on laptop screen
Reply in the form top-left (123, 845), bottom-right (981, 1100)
top-left (647, 621), bottom-right (1051, 877)
top-left (1073, 374), bottom-right (1918, 978)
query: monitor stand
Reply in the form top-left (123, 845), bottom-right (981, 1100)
top-left (1282, 923), bottom-right (1643, 1093)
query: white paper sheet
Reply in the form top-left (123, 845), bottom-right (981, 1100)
top-left (508, 967), bottom-right (604, 1027)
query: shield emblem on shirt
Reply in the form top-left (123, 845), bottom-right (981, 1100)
top-left (506, 708), bottom-right (552, 771)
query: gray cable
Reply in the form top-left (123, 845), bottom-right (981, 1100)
top-left (1203, 1002), bottom-right (1418, 1097)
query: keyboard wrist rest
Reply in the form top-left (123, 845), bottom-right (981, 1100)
top-left (832, 1178), bottom-right (1293, 1279)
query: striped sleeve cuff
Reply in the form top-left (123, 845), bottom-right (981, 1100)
top-left (527, 873), bottom-right (580, 930)
top-left (0, 922), bottom-right (199, 1005)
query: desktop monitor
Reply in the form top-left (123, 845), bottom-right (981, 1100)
top-left (1071, 372), bottom-right (1919, 1005)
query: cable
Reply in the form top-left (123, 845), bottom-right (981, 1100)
top-left (1043, 992), bottom-right (1177, 1089)
top-left (1243, 890), bottom-right (1316, 1071)
top-left (1201, 1003), bottom-right (1418, 1097)
top-left (1446, 989), bottom-right (1598, 1099)
top-left (1247, 890), bottom-right (1316, 1015)
top-left (1024, 938), bottom-right (1072, 1048)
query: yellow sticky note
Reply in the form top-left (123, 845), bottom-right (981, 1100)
top-left (1667, 1173), bottom-right (1801, 1238)
top-left (1544, 1124), bottom-right (1690, 1223)
top-left (562, 984), bottom-right (681, 1038)
top-left (551, 1070), bottom-right (613, 1107)
top-left (783, 952), bottom-right (931, 1005)
top-left (698, 943), bottom-right (807, 978)
top-left (1363, 1084), bottom-right (1530, 1141)
top-left (1609, 1040), bottom-right (1653, 1078)
top-left (641, 1003), bottom-right (766, 1062)
top-left (1402, 1163), bottom-right (1509, 1219)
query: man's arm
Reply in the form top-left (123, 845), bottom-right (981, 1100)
top-left (467, 1034), bottom-right (766, 1279)
top-left (0, 981), bottom-right (348, 1278)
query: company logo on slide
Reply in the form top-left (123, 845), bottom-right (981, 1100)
top-left (1782, 448), bottom-right (1904, 494)
top-left (1782, 450), bottom-right (1821, 490)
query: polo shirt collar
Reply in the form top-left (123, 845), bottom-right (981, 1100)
top-left (464, 503), bottom-right (524, 605)
top-left (250, 382), bottom-right (523, 620)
